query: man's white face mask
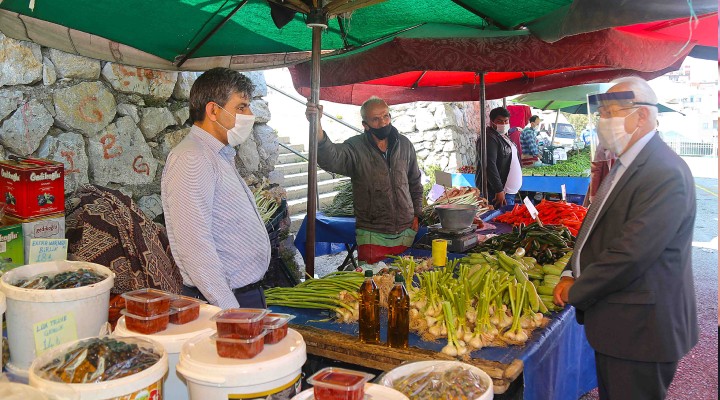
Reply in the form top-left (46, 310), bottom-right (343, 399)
top-left (495, 123), bottom-right (510, 135)
top-left (596, 108), bottom-right (639, 155)
top-left (214, 104), bottom-right (255, 146)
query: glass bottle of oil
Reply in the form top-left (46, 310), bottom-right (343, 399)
top-left (387, 273), bottom-right (409, 348)
top-left (358, 269), bottom-right (380, 344)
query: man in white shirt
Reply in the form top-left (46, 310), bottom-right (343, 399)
top-left (476, 107), bottom-right (522, 208)
top-left (553, 77), bottom-right (698, 399)
top-left (162, 68), bottom-right (271, 309)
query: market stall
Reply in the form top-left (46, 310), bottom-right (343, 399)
top-left (274, 303), bottom-right (595, 398)
top-left (284, 198), bottom-right (596, 399)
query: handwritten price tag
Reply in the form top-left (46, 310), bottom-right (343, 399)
top-left (561, 184), bottom-right (567, 201)
top-left (29, 239), bottom-right (68, 264)
top-left (523, 197), bottom-right (539, 220)
top-left (34, 312), bottom-right (78, 356)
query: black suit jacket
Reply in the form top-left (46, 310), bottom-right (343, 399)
top-left (569, 133), bottom-right (698, 363)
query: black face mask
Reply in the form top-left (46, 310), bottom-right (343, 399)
top-left (366, 124), bottom-right (393, 140)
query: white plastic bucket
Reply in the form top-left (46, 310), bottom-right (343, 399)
top-left (0, 260), bottom-right (115, 372)
top-left (177, 329), bottom-right (306, 400)
top-left (380, 360), bottom-right (494, 400)
top-left (0, 291), bottom-right (6, 371)
top-left (28, 336), bottom-right (168, 400)
top-left (0, 381), bottom-right (52, 400)
top-left (113, 303), bottom-right (221, 400)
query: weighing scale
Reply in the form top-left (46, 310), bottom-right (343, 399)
top-left (415, 224), bottom-right (479, 253)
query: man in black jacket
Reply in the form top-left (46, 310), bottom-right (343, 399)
top-left (476, 107), bottom-right (522, 208)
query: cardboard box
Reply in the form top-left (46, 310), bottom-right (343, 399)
top-left (0, 223), bottom-right (24, 272)
top-left (3, 213), bottom-right (65, 263)
top-left (0, 158), bottom-right (64, 220)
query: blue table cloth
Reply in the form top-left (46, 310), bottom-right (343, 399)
top-left (294, 210), bottom-right (501, 262)
top-left (451, 173), bottom-right (590, 195)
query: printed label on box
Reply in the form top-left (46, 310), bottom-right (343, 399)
top-left (0, 224), bottom-right (24, 271)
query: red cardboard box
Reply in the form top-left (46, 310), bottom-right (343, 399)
top-left (0, 158), bottom-right (64, 220)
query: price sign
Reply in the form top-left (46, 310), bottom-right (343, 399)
top-left (33, 312), bottom-right (78, 355)
top-left (523, 197), bottom-right (539, 220)
top-left (561, 184), bottom-right (567, 201)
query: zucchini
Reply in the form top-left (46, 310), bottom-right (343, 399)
top-left (542, 265), bottom-right (564, 276)
top-left (537, 285), bottom-right (555, 296)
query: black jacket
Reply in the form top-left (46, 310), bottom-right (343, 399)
top-left (476, 126), bottom-right (512, 195)
top-left (317, 126), bottom-right (423, 234)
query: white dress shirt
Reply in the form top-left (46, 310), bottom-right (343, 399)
top-left (162, 126), bottom-right (270, 308)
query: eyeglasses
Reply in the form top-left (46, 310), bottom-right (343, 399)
top-left (595, 102), bottom-right (656, 118)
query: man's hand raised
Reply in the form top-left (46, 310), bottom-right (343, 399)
top-left (305, 102), bottom-right (324, 141)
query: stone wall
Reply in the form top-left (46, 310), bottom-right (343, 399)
top-left (0, 33), bottom-right (278, 220)
top-left (390, 99), bottom-right (503, 172)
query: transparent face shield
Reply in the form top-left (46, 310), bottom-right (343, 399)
top-left (586, 91), bottom-right (656, 162)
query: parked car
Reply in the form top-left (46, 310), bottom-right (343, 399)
top-left (550, 123), bottom-right (578, 149)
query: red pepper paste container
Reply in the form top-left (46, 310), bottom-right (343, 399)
top-left (120, 309), bottom-right (170, 334)
top-left (169, 296), bottom-right (205, 325)
top-left (263, 313), bottom-right (295, 344)
top-left (211, 331), bottom-right (267, 359)
top-left (307, 367), bottom-right (374, 400)
top-left (0, 158), bottom-right (64, 220)
top-left (122, 288), bottom-right (174, 317)
top-left (212, 308), bottom-right (269, 339)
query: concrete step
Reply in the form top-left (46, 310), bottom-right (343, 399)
top-left (283, 170), bottom-right (335, 187)
top-left (279, 143), bottom-right (305, 155)
top-left (278, 136), bottom-right (291, 145)
top-left (277, 152), bottom-right (309, 164)
top-left (275, 161), bottom-right (309, 175)
top-left (285, 177), bottom-right (350, 201)
top-left (287, 191), bottom-right (339, 216)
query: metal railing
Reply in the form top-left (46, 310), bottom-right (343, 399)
top-left (278, 142), bottom-right (336, 210)
top-left (666, 141), bottom-right (718, 157)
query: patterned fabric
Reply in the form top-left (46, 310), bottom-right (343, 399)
top-left (520, 128), bottom-right (540, 156)
top-left (356, 227), bottom-right (416, 264)
top-left (65, 184), bottom-right (183, 294)
top-left (162, 126), bottom-right (270, 309)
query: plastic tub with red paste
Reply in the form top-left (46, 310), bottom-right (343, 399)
top-left (169, 296), bottom-right (205, 325)
top-left (263, 313), bottom-right (295, 344)
top-left (121, 309), bottom-right (170, 334)
top-left (307, 367), bottom-right (374, 400)
top-left (122, 288), bottom-right (174, 317)
top-left (211, 331), bottom-right (267, 359)
top-left (212, 308), bottom-right (269, 339)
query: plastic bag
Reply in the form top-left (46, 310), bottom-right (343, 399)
top-left (384, 362), bottom-right (489, 400)
top-left (15, 268), bottom-right (106, 289)
top-left (38, 337), bottom-right (161, 383)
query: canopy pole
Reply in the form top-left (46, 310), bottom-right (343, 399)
top-left (305, 9), bottom-right (327, 279)
top-left (479, 72), bottom-right (488, 201)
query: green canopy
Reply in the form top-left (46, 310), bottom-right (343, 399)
top-left (0, 0), bottom-right (712, 71)
top-left (512, 84), bottom-right (614, 110)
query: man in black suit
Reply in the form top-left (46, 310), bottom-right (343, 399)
top-left (554, 77), bottom-right (698, 399)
